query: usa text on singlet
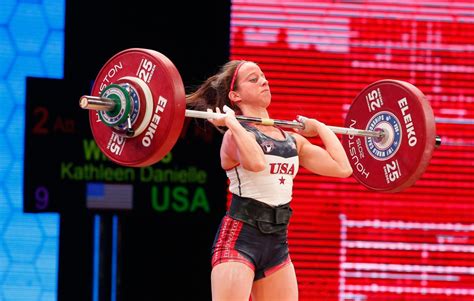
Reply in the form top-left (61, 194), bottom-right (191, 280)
top-left (226, 123), bottom-right (299, 206)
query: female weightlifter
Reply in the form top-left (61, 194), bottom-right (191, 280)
top-left (186, 60), bottom-right (353, 301)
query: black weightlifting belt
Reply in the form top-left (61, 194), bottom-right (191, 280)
top-left (228, 194), bottom-right (293, 234)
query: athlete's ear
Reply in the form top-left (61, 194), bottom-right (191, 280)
top-left (228, 91), bottom-right (242, 103)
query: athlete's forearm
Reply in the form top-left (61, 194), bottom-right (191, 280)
top-left (316, 122), bottom-right (352, 171)
top-left (226, 118), bottom-right (266, 171)
top-left (298, 117), bottom-right (352, 175)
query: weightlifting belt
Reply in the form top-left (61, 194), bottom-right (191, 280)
top-left (228, 194), bottom-right (292, 234)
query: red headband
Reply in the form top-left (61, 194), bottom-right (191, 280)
top-left (229, 61), bottom-right (245, 92)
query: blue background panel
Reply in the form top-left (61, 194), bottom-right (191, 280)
top-left (0, 1), bottom-right (64, 300)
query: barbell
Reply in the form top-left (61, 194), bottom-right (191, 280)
top-left (79, 48), bottom-right (442, 193)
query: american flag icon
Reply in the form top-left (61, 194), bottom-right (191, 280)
top-left (86, 183), bottom-right (133, 210)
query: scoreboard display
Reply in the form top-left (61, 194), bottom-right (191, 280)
top-left (24, 77), bottom-right (226, 217)
top-left (230, 1), bottom-right (474, 300)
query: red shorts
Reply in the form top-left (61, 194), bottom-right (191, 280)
top-left (211, 215), bottom-right (291, 280)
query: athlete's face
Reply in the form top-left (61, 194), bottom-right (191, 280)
top-left (233, 62), bottom-right (271, 107)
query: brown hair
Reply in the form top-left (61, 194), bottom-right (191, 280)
top-left (186, 60), bottom-right (247, 116)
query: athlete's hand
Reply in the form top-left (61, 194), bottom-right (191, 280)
top-left (293, 115), bottom-right (322, 137)
top-left (207, 105), bottom-right (238, 127)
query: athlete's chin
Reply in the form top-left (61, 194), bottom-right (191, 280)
top-left (262, 96), bottom-right (272, 107)
top-left (261, 92), bottom-right (271, 102)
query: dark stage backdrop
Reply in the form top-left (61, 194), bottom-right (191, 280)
top-left (58, 1), bottom-right (230, 300)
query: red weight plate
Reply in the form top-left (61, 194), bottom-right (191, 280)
top-left (89, 48), bottom-right (186, 167)
top-left (342, 79), bottom-right (436, 192)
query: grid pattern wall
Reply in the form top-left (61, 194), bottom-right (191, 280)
top-left (230, 1), bottom-right (474, 300)
top-left (0, 1), bottom-right (64, 300)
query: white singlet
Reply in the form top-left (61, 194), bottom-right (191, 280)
top-left (226, 124), bottom-right (299, 206)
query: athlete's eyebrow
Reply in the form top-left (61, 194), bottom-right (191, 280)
top-left (243, 71), bottom-right (264, 80)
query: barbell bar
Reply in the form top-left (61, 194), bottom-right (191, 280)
top-left (79, 95), bottom-right (386, 139)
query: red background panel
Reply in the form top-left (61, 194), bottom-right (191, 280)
top-left (230, 1), bottom-right (474, 300)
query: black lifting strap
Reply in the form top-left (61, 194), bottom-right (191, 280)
top-left (228, 194), bottom-right (293, 234)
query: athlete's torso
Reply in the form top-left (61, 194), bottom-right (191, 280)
top-left (226, 124), bottom-right (299, 206)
